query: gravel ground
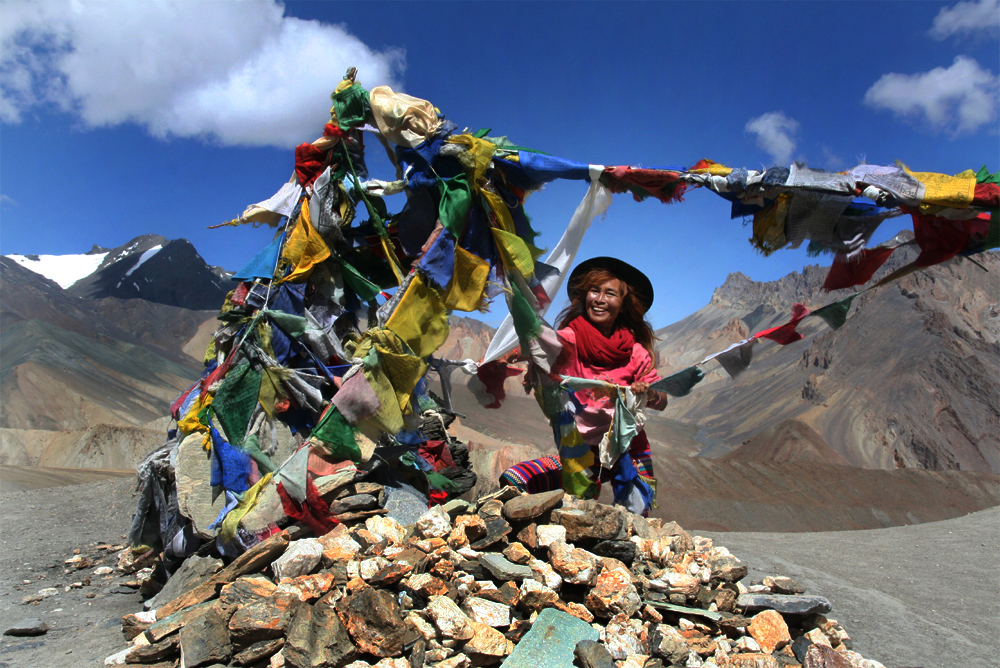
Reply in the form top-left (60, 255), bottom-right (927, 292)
top-left (704, 506), bottom-right (1000, 668)
top-left (0, 477), bottom-right (144, 668)
top-left (1, 475), bottom-right (996, 668)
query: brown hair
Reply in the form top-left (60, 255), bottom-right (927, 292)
top-left (556, 268), bottom-right (657, 355)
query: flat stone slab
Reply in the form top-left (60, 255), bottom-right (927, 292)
top-left (480, 553), bottom-right (533, 582)
top-left (503, 490), bottom-right (564, 521)
top-left (500, 608), bottom-right (599, 668)
top-left (3, 618), bottom-right (48, 636)
top-left (736, 593), bottom-right (832, 615)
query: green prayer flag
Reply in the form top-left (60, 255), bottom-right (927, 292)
top-left (975, 165), bottom-right (1000, 185)
top-left (339, 260), bottom-right (383, 302)
top-left (426, 471), bottom-right (460, 492)
top-left (438, 174), bottom-right (473, 240)
top-left (311, 405), bottom-right (363, 463)
top-left (267, 310), bottom-right (307, 338)
top-left (213, 361), bottom-right (262, 449)
top-left (242, 434), bottom-right (276, 475)
top-left (509, 282), bottom-right (542, 349)
top-left (332, 83), bottom-right (370, 130)
top-left (650, 367), bottom-right (705, 397)
top-left (811, 294), bottom-right (859, 330)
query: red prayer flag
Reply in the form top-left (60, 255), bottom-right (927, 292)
top-left (754, 303), bottom-right (810, 345)
top-left (823, 246), bottom-right (896, 291)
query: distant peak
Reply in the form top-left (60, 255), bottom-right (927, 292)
top-left (87, 244), bottom-right (110, 255)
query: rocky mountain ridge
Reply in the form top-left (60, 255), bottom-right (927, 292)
top-left (655, 239), bottom-right (1000, 474)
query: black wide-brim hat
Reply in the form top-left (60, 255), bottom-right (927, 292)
top-left (568, 256), bottom-right (654, 312)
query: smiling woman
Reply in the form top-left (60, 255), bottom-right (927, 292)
top-left (501, 257), bottom-right (667, 515)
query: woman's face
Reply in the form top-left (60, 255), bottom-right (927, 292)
top-left (585, 278), bottom-right (624, 334)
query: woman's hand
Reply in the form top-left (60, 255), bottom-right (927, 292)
top-left (630, 381), bottom-right (667, 411)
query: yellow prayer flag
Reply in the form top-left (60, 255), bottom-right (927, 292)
top-left (491, 227), bottom-right (535, 279)
top-left (751, 193), bottom-right (791, 255)
top-left (689, 160), bottom-right (733, 176)
top-left (279, 205), bottom-right (331, 283)
top-left (481, 189), bottom-right (516, 234)
top-left (220, 473), bottom-right (272, 545)
top-left (561, 450), bottom-right (595, 474)
top-left (446, 134), bottom-right (497, 184)
top-left (385, 272), bottom-right (450, 358)
top-left (445, 245), bottom-right (490, 311)
top-left (903, 166), bottom-right (976, 209)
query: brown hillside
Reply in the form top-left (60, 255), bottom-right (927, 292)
top-left (723, 418), bottom-right (850, 465)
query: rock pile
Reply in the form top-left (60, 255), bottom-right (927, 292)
top-left (106, 489), bottom-right (886, 668)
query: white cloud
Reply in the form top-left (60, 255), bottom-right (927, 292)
top-left (863, 56), bottom-right (998, 134)
top-left (745, 111), bottom-right (799, 165)
top-left (0, 194), bottom-right (20, 207)
top-left (0, 1), bottom-right (405, 147)
top-left (929, 0), bottom-right (1000, 40)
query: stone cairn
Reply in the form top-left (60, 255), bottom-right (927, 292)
top-left (106, 488), bottom-right (885, 668)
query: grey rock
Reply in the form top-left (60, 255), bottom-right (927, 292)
top-left (470, 516), bottom-right (513, 550)
top-left (178, 606), bottom-right (232, 668)
top-left (232, 638), bottom-right (285, 666)
top-left (479, 553), bottom-right (533, 582)
top-left (285, 595), bottom-right (358, 668)
top-left (574, 640), bottom-right (616, 668)
top-left (550, 501), bottom-right (629, 542)
top-left (126, 635), bottom-right (179, 663)
top-left (499, 608), bottom-right (598, 668)
top-left (146, 554), bottom-right (222, 611)
top-left (592, 540), bottom-right (638, 565)
top-left (502, 490), bottom-right (564, 521)
top-left (3, 618), bottom-right (48, 636)
top-left (737, 593), bottom-right (832, 615)
top-left (381, 471), bottom-right (430, 527)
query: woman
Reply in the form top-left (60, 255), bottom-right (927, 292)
top-left (501, 257), bottom-right (666, 513)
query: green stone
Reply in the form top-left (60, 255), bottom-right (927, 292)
top-left (500, 608), bottom-right (599, 668)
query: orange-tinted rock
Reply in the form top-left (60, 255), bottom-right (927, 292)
top-left (228, 592), bottom-right (301, 646)
top-left (721, 654), bottom-right (780, 668)
top-left (219, 575), bottom-right (277, 608)
top-left (748, 610), bottom-right (791, 654)
top-left (336, 587), bottom-right (420, 657)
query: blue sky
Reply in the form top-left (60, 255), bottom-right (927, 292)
top-left (1, 0), bottom-right (997, 327)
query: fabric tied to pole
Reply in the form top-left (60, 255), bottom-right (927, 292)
top-left (233, 232), bottom-right (286, 282)
top-left (274, 444), bottom-right (310, 502)
top-left (311, 405), bottom-right (363, 463)
top-left (445, 245), bottom-right (490, 312)
top-left (277, 477), bottom-right (338, 537)
top-left (438, 174), bottom-right (473, 240)
top-left (385, 272), bottom-right (450, 358)
top-left (484, 168), bottom-right (611, 362)
top-left (212, 361), bottom-right (261, 450)
top-left (279, 205), bottom-right (331, 283)
top-left (219, 473), bottom-right (272, 548)
top-left (332, 370), bottom-right (382, 424)
top-left (209, 426), bottom-right (252, 495)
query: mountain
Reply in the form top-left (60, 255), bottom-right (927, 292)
top-left (655, 234), bottom-right (999, 474)
top-left (0, 253), bottom-right (215, 432)
top-left (66, 235), bottom-right (231, 310)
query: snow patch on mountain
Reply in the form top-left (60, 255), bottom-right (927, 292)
top-left (5, 252), bottom-right (108, 289)
top-left (124, 245), bottom-right (162, 277)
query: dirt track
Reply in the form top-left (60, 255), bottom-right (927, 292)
top-left (705, 506), bottom-right (1000, 668)
top-left (0, 474), bottom-right (996, 668)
